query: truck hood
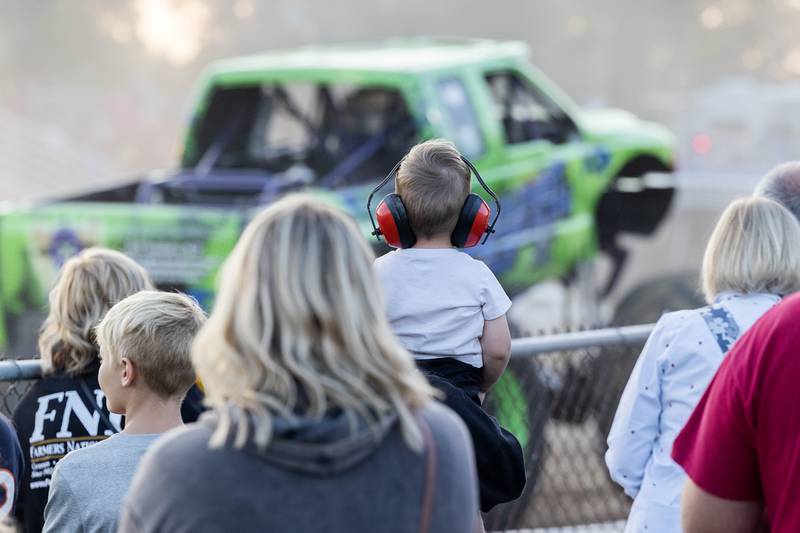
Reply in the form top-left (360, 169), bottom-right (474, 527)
top-left (579, 108), bottom-right (674, 147)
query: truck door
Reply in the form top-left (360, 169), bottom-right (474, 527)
top-left (442, 68), bottom-right (595, 293)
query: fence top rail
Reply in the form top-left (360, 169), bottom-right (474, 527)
top-left (0, 359), bottom-right (46, 381)
top-left (510, 323), bottom-right (655, 358)
top-left (0, 323), bottom-right (657, 380)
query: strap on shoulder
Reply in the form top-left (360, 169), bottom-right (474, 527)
top-left (76, 378), bottom-right (117, 432)
top-left (418, 415), bottom-right (437, 533)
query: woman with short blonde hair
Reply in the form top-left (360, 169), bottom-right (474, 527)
top-left (120, 195), bottom-right (479, 533)
top-left (606, 196), bottom-right (800, 533)
top-left (702, 196), bottom-right (800, 302)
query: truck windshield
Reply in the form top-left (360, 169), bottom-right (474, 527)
top-left (188, 83), bottom-right (417, 186)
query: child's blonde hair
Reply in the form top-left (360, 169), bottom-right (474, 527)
top-left (96, 290), bottom-right (206, 399)
top-left (38, 248), bottom-right (153, 376)
top-left (702, 196), bottom-right (800, 302)
top-left (396, 139), bottom-right (470, 238)
top-left (192, 194), bottom-right (435, 451)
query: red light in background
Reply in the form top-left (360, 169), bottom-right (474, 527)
top-left (692, 134), bottom-right (713, 155)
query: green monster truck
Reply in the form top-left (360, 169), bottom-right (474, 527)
top-left (0, 38), bottom-right (695, 524)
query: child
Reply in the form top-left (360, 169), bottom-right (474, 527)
top-left (42, 290), bottom-right (206, 533)
top-left (374, 139), bottom-right (526, 513)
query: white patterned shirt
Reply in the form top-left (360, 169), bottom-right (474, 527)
top-left (606, 292), bottom-right (781, 533)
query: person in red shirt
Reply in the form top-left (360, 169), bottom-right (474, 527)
top-left (672, 292), bottom-right (800, 533)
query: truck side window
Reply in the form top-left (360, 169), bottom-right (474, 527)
top-left (436, 78), bottom-right (484, 158)
top-left (485, 71), bottom-right (569, 145)
top-left (193, 83), bottom-right (416, 185)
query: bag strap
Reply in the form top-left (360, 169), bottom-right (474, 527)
top-left (77, 378), bottom-right (117, 432)
top-left (418, 415), bottom-right (437, 533)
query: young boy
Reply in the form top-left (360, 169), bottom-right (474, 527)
top-left (42, 290), bottom-right (206, 533)
top-left (374, 139), bottom-right (526, 513)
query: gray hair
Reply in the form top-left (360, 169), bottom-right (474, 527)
top-left (754, 161), bottom-right (800, 221)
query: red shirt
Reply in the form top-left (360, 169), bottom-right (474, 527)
top-left (672, 293), bottom-right (800, 531)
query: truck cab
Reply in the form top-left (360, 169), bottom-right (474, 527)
top-left (0, 38), bottom-right (675, 357)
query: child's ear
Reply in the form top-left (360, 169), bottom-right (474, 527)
top-left (120, 357), bottom-right (136, 388)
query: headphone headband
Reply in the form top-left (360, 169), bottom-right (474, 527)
top-left (366, 155), bottom-right (501, 244)
top-left (367, 159), bottom-right (404, 239)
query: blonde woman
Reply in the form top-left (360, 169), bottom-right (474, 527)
top-left (11, 248), bottom-right (153, 533)
top-left (119, 195), bottom-right (479, 533)
top-left (606, 197), bottom-right (800, 532)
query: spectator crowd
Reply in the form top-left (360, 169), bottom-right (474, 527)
top-left (1, 141), bottom-right (800, 532)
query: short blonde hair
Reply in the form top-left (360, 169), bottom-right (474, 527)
top-left (193, 194), bottom-right (434, 451)
top-left (96, 290), bottom-right (205, 398)
top-left (38, 248), bottom-right (154, 376)
top-left (702, 196), bottom-right (800, 302)
top-left (395, 139), bottom-right (470, 238)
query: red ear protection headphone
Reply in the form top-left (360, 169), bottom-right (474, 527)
top-left (367, 156), bottom-right (501, 249)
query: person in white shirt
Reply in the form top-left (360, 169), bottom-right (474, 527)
top-left (373, 139), bottom-right (525, 516)
top-left (606, 196), bottom-right (800, 533)
top-left (43, 290), bottom-right (206, 533)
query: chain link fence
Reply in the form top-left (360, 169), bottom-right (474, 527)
top-left (0, 325), bottom-right (653, 531)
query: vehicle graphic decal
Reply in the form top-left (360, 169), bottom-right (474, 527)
top-left (468, 163), bottom-right (572, 275)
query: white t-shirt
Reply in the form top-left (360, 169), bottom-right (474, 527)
top-left (374, 248), bottom-right (512, 368)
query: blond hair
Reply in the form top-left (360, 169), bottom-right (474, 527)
top-left (193, 194), bottom-right (434, 451)
top-left (702, 196), bottom-right (800, 302)
top-left (395, 139), bottom-right (470, 238)
top-left (96, 290), bottom-right (205, 398)
top-left (38, 248), bottom-right (153, 376)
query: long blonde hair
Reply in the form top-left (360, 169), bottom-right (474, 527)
top-left (702, 196), bottom-right (800, 302)
top-left (193, 194), bottom-right (435, 451)
top-left (38, 248), bottom-right (153, 375)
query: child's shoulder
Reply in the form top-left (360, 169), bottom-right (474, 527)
top-left (452, 252), bottom-right (498, 279)
top-left (373, 249), bottom-right (403, 274)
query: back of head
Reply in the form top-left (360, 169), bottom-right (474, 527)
top-left (395, 139), bottom-right (470, 238)
top-left (96, 290), bottom-right (206, 399)
top-left (38, 248), bottom-right (154, 376)
top-left (754, 161), bottom-right (800, 221)
top-left (193, 194), bottom-right (433, 450)
top-left (702, 196), bottom-right (800, 302)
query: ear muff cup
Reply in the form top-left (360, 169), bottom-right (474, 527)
top-left (451, 194), bottom-right (491, 248)
top-left (375, 193), bottom-right (416, 249)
